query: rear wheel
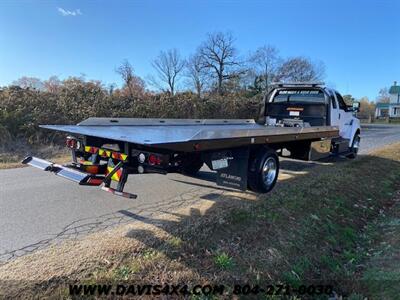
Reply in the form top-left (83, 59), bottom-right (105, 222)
top-left (348, 133), bottom-right (360, 159)
top-left (248, 148), bottom-right (279, 193)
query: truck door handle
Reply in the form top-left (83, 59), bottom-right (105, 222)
top-left (338, 113), bottom-right (341, 119)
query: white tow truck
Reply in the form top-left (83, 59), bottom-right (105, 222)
top-left (23, 83), bottom-right (361, 198)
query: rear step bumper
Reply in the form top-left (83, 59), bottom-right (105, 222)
top-left (22, 156), bottom-right (137, 199)
top-left (22, 156), bottom-right (102, 185)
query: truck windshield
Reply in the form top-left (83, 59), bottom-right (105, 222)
top-left (272, 89), bottom-right (326, 104)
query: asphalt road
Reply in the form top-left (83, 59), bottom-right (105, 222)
top-left (1, 124), bottom-right (399, 263)
top-left (358, 124), bottom-right (400, 153)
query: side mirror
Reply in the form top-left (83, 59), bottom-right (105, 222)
top-left (351, 102), bottom-right (360, 112)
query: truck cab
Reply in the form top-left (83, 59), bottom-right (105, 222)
top-left (258, 83), bottom-right (361, 158)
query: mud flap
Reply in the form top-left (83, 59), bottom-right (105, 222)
top-left (205, 148), bottom-right (249, 190)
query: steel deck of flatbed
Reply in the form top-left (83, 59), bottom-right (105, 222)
top-left (40, 118), bottom-right (339, 151)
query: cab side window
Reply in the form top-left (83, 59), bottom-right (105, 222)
top-left (331, 95), bottom-right (337, 109)
top-left (335, 92), bottom-right (348, 111)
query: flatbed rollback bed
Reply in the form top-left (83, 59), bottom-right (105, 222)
top-left (23, 83), bottom-right (361, 198)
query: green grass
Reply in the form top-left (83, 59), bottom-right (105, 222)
top-left (166, 236), bottom-right (183, 248)
top-left (3, 143), bottom-right (400, 299)
top-left (214, 252), bottom-right (234, 270)
top-left (355, 198), bottom-right (400, 299)
top-left (228, 209), bottom-right (253, 224)
top-left (114, 265), bottom-right (132, 280)
top-left (141, 249), bottom-right (160, 260)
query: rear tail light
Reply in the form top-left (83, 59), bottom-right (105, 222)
top-left (138, 153), bottom-right (146, 163)
top-left (148, 154), bottom-right (162, 165)
top-left (66, 137), bottom-right (79, 149)
top-left (136, 152), bottom-right (164, 166)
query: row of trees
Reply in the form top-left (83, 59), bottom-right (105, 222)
top-left (1, 31), bottom-right (327, 146)
top-left (2, 31), bottom-right (387, 146)
top-left (11, 31), bottom-right (325, 98)
top-left (146, 32), bottom-right (325, 96)
top-left (348, 88), bottom-right (391, 119)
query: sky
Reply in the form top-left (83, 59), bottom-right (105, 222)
top-left (0, 0), bottom-right (399, 100)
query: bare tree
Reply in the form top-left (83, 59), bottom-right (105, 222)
top-left (198, 32), bottom-right (240, 95)
top-left (116, 60), bottom-right (145, 100)
top-left (12, 76), bottom-right (44, 90)
top-left (377, 87), bottom-right (390, 103)
top-left (275, 57), bottom-right (325, 82)
top-left (151, 49), bottom-right (185, 96)
top-left (43, 76), bottom-right (61, 93)
top-left (249, 45), bottom-right (281, 92)
top-left (185, 53), bottom-right (209, 97)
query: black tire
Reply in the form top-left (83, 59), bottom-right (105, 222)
top-left (348, 133), bottom-right (360, 159)
top-left (181, 155), bottom-right (203, 175)
top-left (247, 148), bottom-right (279, 193)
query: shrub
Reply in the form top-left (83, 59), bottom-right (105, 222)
top-left (0, 83), bottom-right (261, 146)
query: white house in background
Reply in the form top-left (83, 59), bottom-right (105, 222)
top-left (375, 81), bottom-right (400, 118)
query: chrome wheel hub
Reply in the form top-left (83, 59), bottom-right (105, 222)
top-left (262, 157), bottom-right (277, 187)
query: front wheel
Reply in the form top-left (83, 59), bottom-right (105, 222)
top-left (348, 133), bottom-right (360, 159)
top-left (247, 148), bottom-right (279, 193)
